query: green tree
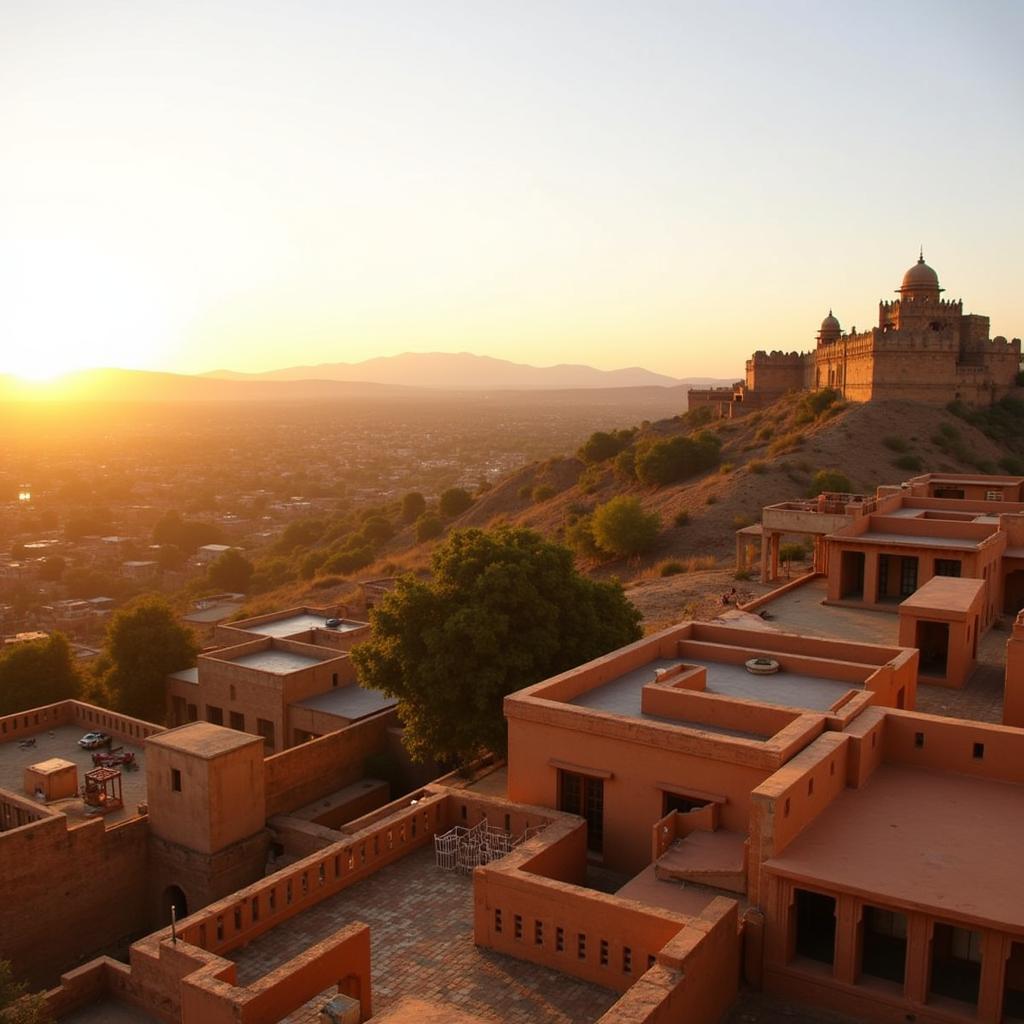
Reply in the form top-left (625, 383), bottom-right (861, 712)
top-left (415, 514), bottom-right (443, 542)
top-left (591, 496), bottom-right (661, 557)
top-left (577, 428), bottom-right (636, 464)
top-left (208, 548), bottom-right (253, 592)
top-left (634, 432), bottom-right (722, 486)
top-left (808, 469), bottom-right (853, 496)
top-left (351, 526), bottom-right (641, 764)
top-left (439, 487), bottom-right (473, 518)
top-left (98, 597), bottom-right (197, 723)
top-left (0, 959), bottom-right (51, 1024)
top-left (401, 492), bottom-right (427, 523)
top-left (0, 634), bottom-right (81, 717)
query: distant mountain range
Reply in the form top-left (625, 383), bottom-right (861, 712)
top-left (203, 352), bottom-right (733, 391)
top-left (1, 355), bottom-right (736, 403)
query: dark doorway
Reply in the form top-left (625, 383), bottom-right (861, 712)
top-left (1004, 941), bottom-right (1024, 1020)
top-left (1005, 571), bottom-right (1024, 615)
top-left (935, 488), bottom-right (966, 499)
top-left (794, 889), bottom-right (836, 965)
top-left (558, 770), bottom-right (604, 855)
top-left (916, 621), bottom-right (950, 679)
top-left (163, 884), bottom-right (188, 924)
top-left (840, 551), bottom-right (865, 600)
top-left (663, 792), bottom-right (710, 815)
top-left (860, 906), bottom-right (907, 985)
top-left (929, 923), bottom-right (981, 1006)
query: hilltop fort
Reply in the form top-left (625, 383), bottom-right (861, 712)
top-left (689, 252), bottom-right (1022, 416)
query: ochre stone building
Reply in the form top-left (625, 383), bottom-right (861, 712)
top-left (690, 253), bottom-right (1021, 415)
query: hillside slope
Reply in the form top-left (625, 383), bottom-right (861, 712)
top-left (235, 392), bottom-right (1021, 619)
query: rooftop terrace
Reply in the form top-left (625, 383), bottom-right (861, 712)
top-left (0, 725), bottom-right (147, 827)
top-left (767, 763), bottom-right (1024, 931)
top-left (230, 845), bottom-right (618, 1024)
top-left (225, 649), bottom-right (324, 674)
top-left (292, 685), bottom-right (397, 721)
top-left (570, 656), bottom-right (857, 721)
top-left (240, 613), bottom-right (365, 638)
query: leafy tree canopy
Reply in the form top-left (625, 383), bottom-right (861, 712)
top-left (351, 526), bottom-right (641, 764)
top-left (0, 958), bottom-right (51, 1023)
top-left (208, 548), bottom-right (254, 593)
top-left (401, 492), bottom-right (427, 523)
top-left (0, 634), bottom-right (81, 717)
top-left (634, 431), bottom-right (721, 487)
top-left (97, 597), bottom-right (197, 723)
top-left (591, 496), bottom-right (661, 557)
top-left (438, 487), bottom-right (474, 518)
top-left (808, 469), bottom-right (854, 496)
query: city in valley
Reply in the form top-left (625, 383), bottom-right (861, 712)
top-left (2, 5), bottom-right (1023, 1024)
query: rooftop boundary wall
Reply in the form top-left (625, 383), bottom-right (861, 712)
top-left (0, 699), bottom-right (164, 746)
top-left (263, 708), bottom-right (397, 818)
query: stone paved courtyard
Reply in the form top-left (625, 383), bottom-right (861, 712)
top-left (230, 845), bottom-right (619, 1023)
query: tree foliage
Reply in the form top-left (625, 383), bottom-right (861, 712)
top-left (0, 634), bottom-right (81, 717)
top-left (97, 597), bottom-right (198, 723)
top-left (0, 959), bottom-right (51, 1024)
top-left (634, 431), bottom-right (721, 486)
top-left (401, 492), bottom-right (427, 523)
top-left (808, 469), bottom-right (854, 496)
top-left (591, 496), bottom-right (661, 557)
top-left (152, 511), bottom-right (225, 554)
top-left (415, 514), bottom-right (443, 542)
top-left (439, 487), bottom-right (474, 518)
top-left (577, 428), bottom-right (636, 465)
top-left (208, 548), bottom-right (254, 592)
top-left (351, 526), bottom-right (642, 764)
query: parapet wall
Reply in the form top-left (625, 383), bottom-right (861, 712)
top-left (0, 699), bottom-right (164, 747)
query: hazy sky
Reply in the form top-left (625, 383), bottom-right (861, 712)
top-left (2, 1), bottom-right (1022, 380)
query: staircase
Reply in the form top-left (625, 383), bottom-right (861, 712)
top-left (654, 829), bottom-right (747, 894)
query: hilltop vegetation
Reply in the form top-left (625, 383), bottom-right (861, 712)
top-left (234, 388), bottom-right (1020, 614)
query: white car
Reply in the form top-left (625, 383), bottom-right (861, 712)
top-left (78, 731), bottom-right (112, 750)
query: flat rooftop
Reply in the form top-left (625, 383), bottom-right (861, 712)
top-left (241, 613), bottom-right (365, 638)
top-left (844, 530), bottom-right (986, 551)
top-left (767, 764), bottom-right (1024, 930)
top-left (754, 578), bottom-right (1006, 724)
top-left (58, 999), bottom-right (162, 1024)
top-left (292, 685), bottom-right (396, 720)
top-left (225, 649), bottom-right (323, 674)
top-left (230, 846), bottom-right (617, 1024)
top-left (0, 725), bottom-right (147, 827)
top-left (569, 657), bottom-right (856, 721)
top-left (147, 721), bottom-right (259, 759)
top-left (168, 667), bottom-right (198, 685)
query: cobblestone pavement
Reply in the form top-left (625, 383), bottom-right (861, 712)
top-left (721, 989), bottom-right (868, 1023)
top-left (231, 846), bottom-right (619, 1023)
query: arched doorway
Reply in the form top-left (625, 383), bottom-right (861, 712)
top-left (162, 884), bottom-right (188, 923)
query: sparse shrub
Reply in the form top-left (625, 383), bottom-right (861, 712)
top-left (769, 431), bottom-right (804, 456)
top-left (613, 449), bottom-right (636, 481)
top-left (684, 554), bottom-right (718, 572)
top-left (808, 468), bottom-right (853, 496)
top-left (719, 462), bottom-right (735, 475)
top-left (658, 561), bottom-right (685, 577)
top-left (893, 454), bottom-right (924, 472)
top-left (673, 510), bottom-right (690, 527)
top-left (732, 514), bottom-right (752, 528)
top-left (779, 542), bottom-right (809, 572)
top-left (883, 436), bottom-right (909, 453)
top-left (748, 459), bottom-right (767, 474)
top-left (683, 406), bottom-right (714, 429)
top-left (517, 484), bottom-right (532, 499)
top-left (565, 515), bottom-right (601, 558)
top-left (591, 496), bottom-right (661, 557)
top-left (756, 426), bottom-right (774, 442)
top-left (734, 569), bottom-right (752, 581)
top-left (578, 463), bottom-right (608, 494)
top-left (794, 388), bottom-right (840, 425)
top-left (706, 493), bottom-right (718, 505)
top-left (532, 484), bottom-right (556, 502)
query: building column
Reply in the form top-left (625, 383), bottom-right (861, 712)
top-left (904, 914), bottom-right (931, 1006)
top-left (863, 551), bottom-right (879, 606)
top-left (833, 895), bottom-right (862, 985)
top-left (760, 531), bottom-right (772, 582)
top-left (736, 533), bottom-right (746, 574)
top-left (977, 931), bottom-right (1008, 1023)
top-left (770, 532), bottom-right (781, 583)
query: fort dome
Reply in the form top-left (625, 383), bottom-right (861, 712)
top-left (820, 311), bottom-right (841, 331)
top-left (899, 252), bottom-right (942, 295)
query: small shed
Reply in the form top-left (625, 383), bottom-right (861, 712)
top-left (24, 758), bottom-right (78, 802)
top-left (898, 576), bottom-right (986, 688)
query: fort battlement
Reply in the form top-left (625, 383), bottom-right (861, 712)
top-left (691, 254), bottom-right (1022, 414)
